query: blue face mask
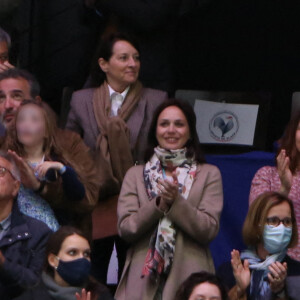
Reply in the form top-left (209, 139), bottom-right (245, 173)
top-left (263, 224), bottom-right (292, 254)
top-left (56, 257), bottom-right (91, 286)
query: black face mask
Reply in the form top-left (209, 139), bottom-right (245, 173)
top-left (56, 257), bottom-right (91, 286)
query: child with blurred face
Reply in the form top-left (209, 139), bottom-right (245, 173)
top-left (5, 100), bottom-right (85, 232)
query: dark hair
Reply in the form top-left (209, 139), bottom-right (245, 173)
top-left (44, 226), bottom-right (90, 276)
top-left (89, 32), bottom-right (140, 87)
top-left (0, 68), bottom-right (40, 98)
top-left (45, 226), bottom-right (108, 299)
top-left (243, 191), bottom-right (298, 248)
top-left (277, 112), bottom-right (300, 174)
top-left (144, 98), bottom-right (206, 163)
top-left (0, 27), bottom-right (11, 48)
top-left (174, 272), bottom-right (229, 300)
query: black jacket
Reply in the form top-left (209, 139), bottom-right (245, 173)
top-left (0, 201), bottom-right (51, 299)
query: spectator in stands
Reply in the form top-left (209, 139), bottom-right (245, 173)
top-left (85, 0), bottom-right (184, 94)
top-left (66, 32), bottom-right (167, 283)
top-left (3, 99), bottom-right (89, 232)
top-left (15, 226), bottom-right (114, 300)
top-left (0, 27), bottom-right (14, 73)
top-left (0, 151), bottom-right (51, 299)
top-left (218, 192), bottom-right (300, 300)
top-left (0, 68), bottom-right (99, 235)
top-left (174, 271), bottom-right (229, 300)
top-left (115, 99), bottom-right (223, 300)
top-left (250, 112), bottom-right (300, 261)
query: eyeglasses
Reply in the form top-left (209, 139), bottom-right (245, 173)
top-left (266, 216), bottom-right (293, 228)
top-left (0, 167), bottom-right (12, 178)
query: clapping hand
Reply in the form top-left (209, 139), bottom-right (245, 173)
top-left (231, 249), bottom-right (251, 297)
top-left (157, 171), bottom-right (179, 212)
top-left (268, 261), bottom-right (287, 294)
top-left (277, 149), bottom-right (293, 195)
top-left (75, 289), bottom-right (91, 300)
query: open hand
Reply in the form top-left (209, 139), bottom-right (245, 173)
top-left (75, 289), bottom-right (91, 300)
top-left (277, 149), bottom-right (293, 194)
top-left (231, 249), bottom-right (251, 296)
top-left (157, 171), bottom-right (179, 210)
top-left (8, 150), bottom-right (40, 190)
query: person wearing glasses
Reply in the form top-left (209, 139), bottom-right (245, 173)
top-left (0, 27), bottom-right (14, 73)
top-left (249, 113), bottom-right (300, 262)
top-left (218, 192), bottom-right (300, 300)
top-left (0, 151), bottom-right (51, 299)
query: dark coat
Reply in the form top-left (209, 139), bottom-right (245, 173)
top-left (0, 201), bottom-right (51, 299)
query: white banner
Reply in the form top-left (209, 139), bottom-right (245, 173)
top-left (194, 99), bottom-right (259, 145)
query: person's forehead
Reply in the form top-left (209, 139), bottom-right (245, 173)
top-left (0, 77), bottom-right (30, 95)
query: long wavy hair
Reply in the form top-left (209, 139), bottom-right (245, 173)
top-left (5, 99), bottom-right (84, 182)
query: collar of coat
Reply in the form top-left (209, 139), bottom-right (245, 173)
top-left (0, 198), bottom-right (32, 247)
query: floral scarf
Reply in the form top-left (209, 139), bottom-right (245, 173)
top-left (240, 249), bottom-right (287, 300)
top-left (142, 146), bottom-right (197, 280)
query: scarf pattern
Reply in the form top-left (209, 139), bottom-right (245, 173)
top-left (142, 147), bottom-right (197, 279)
top-left (240, 249), bottom-right (286, 300)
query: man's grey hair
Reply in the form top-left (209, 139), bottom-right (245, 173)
top-left (0, 27), bottom-right (11, 48)
top-left (0, 151), bottom-right (20, 181)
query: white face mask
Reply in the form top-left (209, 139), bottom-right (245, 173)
top-left (263, 224), bottom-right (292, 254)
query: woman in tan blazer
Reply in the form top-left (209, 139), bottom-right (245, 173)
top-left (66, 32), bottom-right (167, 283)
top-left (116, 99), bottom-right (223, 300)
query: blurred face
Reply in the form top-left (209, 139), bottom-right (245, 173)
top-left (0, 41), bottom-right (9, 64)
top-left (99, 40), bottom-right (140, 91)
top-left (188, 282), bottom-right (222, 300)
top-left (156, 106), bottom-right (190, 150)
top-left (16, 104), bottom-right (46, 148)
top-left (295, 122), bottom-right (300, 152)
top-left (0, 78), bottom-right (32, 129)
top-left (0, 157), bottom-right (20, 202)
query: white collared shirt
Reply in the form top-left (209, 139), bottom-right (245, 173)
top-left (108, 85), bottom-right (130, 116)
